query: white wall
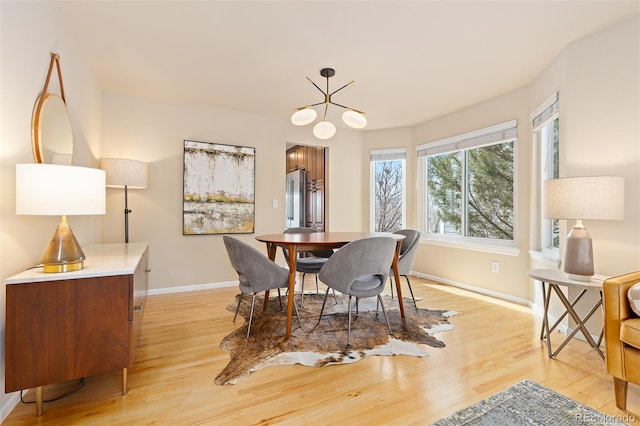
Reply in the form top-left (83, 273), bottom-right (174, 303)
top-left (0, 1), bottom-right (637, 421)
top-left (409, 87), bottom-right (532, 302)
top-left (361, 127), bottom-right (414, 231)
top-left (99, 93), bottom-right (364, 290)
top-left (528, 18), bottom-right (640, 277)
top-left (362, 17), bottom-right (640, 306)
top-left (563, 17), bottom-right (640, 274)
top-left (0, 1), bottom-right (102, 421)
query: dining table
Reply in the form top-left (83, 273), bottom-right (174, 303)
top-left (255, 231), bottom-right (406, 339)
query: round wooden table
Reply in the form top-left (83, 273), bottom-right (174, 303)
top-left (255, 232), bottom-right (406, 339)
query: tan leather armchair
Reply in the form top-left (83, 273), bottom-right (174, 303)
top-left (603, 272), bottom-right (640, 410)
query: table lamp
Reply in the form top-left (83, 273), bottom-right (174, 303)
top-left (16, 164), bottom-right (106, 272)
top-left (543, 176), bottom-right (624, 281)
top-left (100, 158), bottom-right (148, 243)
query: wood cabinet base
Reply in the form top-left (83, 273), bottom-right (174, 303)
top-left (5, 243), bottom-right (148, 416)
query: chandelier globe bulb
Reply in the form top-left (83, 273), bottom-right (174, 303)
top-left (313, 121), bottom-right (336, 140)
top-left (291, 108), bottom-right (317, 126)
top-left (342, 110), bottom-right (367, 129)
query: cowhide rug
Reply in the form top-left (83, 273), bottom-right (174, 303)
top-left (215, 292), bottom-right (457, 385)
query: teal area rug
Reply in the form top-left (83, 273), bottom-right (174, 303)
top-left (432, 380), bottom-right (629, 426)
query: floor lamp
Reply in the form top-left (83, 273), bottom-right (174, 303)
top-left (543, 176), bottom-right (624, 281)
top-left (100, 158), bottom-right (148, 243)
top-left (16, 164), bottom-right (106, 272)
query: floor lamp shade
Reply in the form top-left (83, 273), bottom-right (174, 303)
top-left (543, 176), bottom-right (624, 280)
top-left (101, 158), bottom-right (148, 189)
top-left (100, 158), bottom-right (148, 243)
top-left (16, 164), bottom-right (106, 272)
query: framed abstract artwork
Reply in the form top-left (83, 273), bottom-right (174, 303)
top-left (183, 140), bottom-right (255, 235)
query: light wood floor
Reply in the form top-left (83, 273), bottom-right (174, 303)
top-left (4, 276), bottom-right (639, 425)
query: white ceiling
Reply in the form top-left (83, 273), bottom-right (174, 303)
top-left (54, 1), bottom-right (639, 130)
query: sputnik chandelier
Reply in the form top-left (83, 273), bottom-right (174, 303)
top-left (291, 68), bottom-right (367, 140)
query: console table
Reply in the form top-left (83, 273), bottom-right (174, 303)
top-left (528, 268), bottom-right (606, 360)
top-left (5, 243), bottom-right (149, 416)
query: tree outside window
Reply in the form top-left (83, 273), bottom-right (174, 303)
top-left (419, 121), bottom-right (517, 245)
top-left (373, 160), bottom-right (404, 232)
top-left (426, 142), bottom-right (515, 240)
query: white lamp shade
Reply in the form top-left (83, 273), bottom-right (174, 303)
top-left (16, 164), bottom-right (106, 216)
top-left (101, 158), bottom-right (148, 189)
top-left (313, 121), bottom-right (336, 140)
top-left (291, 108), bottom-right (317, 126)
top-left (342, 110), bottom-right (367, 129)
top-left (543, 176), bottom-right (624, 220)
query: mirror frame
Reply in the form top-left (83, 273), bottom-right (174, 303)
top-left (31, 92), bottom-right (73, 164)
top-left (31, 52), bottom-right (73, 164)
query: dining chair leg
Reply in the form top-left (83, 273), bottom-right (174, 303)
top-left (233, 293), bottom-right (244, 323)
top-left (301, 272), bottom-right (307, 308)
top-left (292, 297), bottom-right (303, 329)
top-left (377, 295), bottom-right (393, 336)
top-left (316, 287), bottom-right (332, 326)
top-left (246, 293), bottom-right (258, 338)
top-left (390, 276), bottom-right (395, 298)
top-left (347, 295), bottom-right (353, 347)
top-left (314, 274), bottom-right (320, 294)
top-left (277, 288), bottom-right (283, 311)
top-left (404, 275), bottom-right (417, 307)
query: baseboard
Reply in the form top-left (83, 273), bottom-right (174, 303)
top-left (150, 277), bottom-right (602, 344)
top-left (414, 272), bottom-right (601, 344)
top-left (1, 391), bottom-right (21, 424)
top-left (413, 271), bottom-right (530, 306)
top-left (148, 280), bottom-right (236, 296)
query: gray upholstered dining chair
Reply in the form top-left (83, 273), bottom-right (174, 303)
top-left (317, 236), bottom-right (397, 347)
top-left (389, 229), bottom-right (421, 307)
top-left (282, 227), bottom-right (334, 307)
top-left (223, 235), bottom-right (301, 338)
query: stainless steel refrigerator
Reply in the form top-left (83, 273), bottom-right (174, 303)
top-left (285, 169), bottom-right (305, 229)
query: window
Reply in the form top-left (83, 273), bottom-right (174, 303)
top-left (418, 120), bottom-right (517, 246)
top-left (532, 93), bottom-right (559, 256)
top-left (370, 148), bottom-right (406, 232)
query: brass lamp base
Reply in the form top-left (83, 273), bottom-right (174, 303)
top-left (40, 217), bottom-right (86, 273)
top-left (42, 260), bottom-right (84, 273)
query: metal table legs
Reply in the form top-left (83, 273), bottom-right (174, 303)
top-left (539, 281), bottom-right (604, 360)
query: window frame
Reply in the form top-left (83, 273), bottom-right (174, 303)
top-left (417, 120), bottom-right (519, 254)
top-left (369, 148), bottom-right (407, 232)
top-left (532, 93), bottom-right (560, 260)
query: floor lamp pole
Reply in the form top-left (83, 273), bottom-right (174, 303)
top-left (124, 185), bottom-right (130, 243)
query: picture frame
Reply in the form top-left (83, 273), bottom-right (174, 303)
top-left (183, 140), bottom-right (255, 235)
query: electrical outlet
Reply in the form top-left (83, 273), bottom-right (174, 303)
top-left (491, 261), bottom-right (500, 273)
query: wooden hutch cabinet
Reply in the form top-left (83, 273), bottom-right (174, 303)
top-left (5, 243), bottom-right (149, 415)
top-left (286, 145), bottom-right (326, 231)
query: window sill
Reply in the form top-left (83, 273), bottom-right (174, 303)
top-left (422, 237), bottom-right (520, 256)
top-left (528, 250), bottom-right (561, 268)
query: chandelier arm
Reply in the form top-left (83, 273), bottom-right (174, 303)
top-left (323, 103), bottom-right (329, 120)
top-left (294, 101), bottom-right (326, 110)
top-left (330, 101), bottom-right (366, 115)
top-left (306, 77), bottom-right (327, 95)
top-left (329, 80), bottom-right (355, 96)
